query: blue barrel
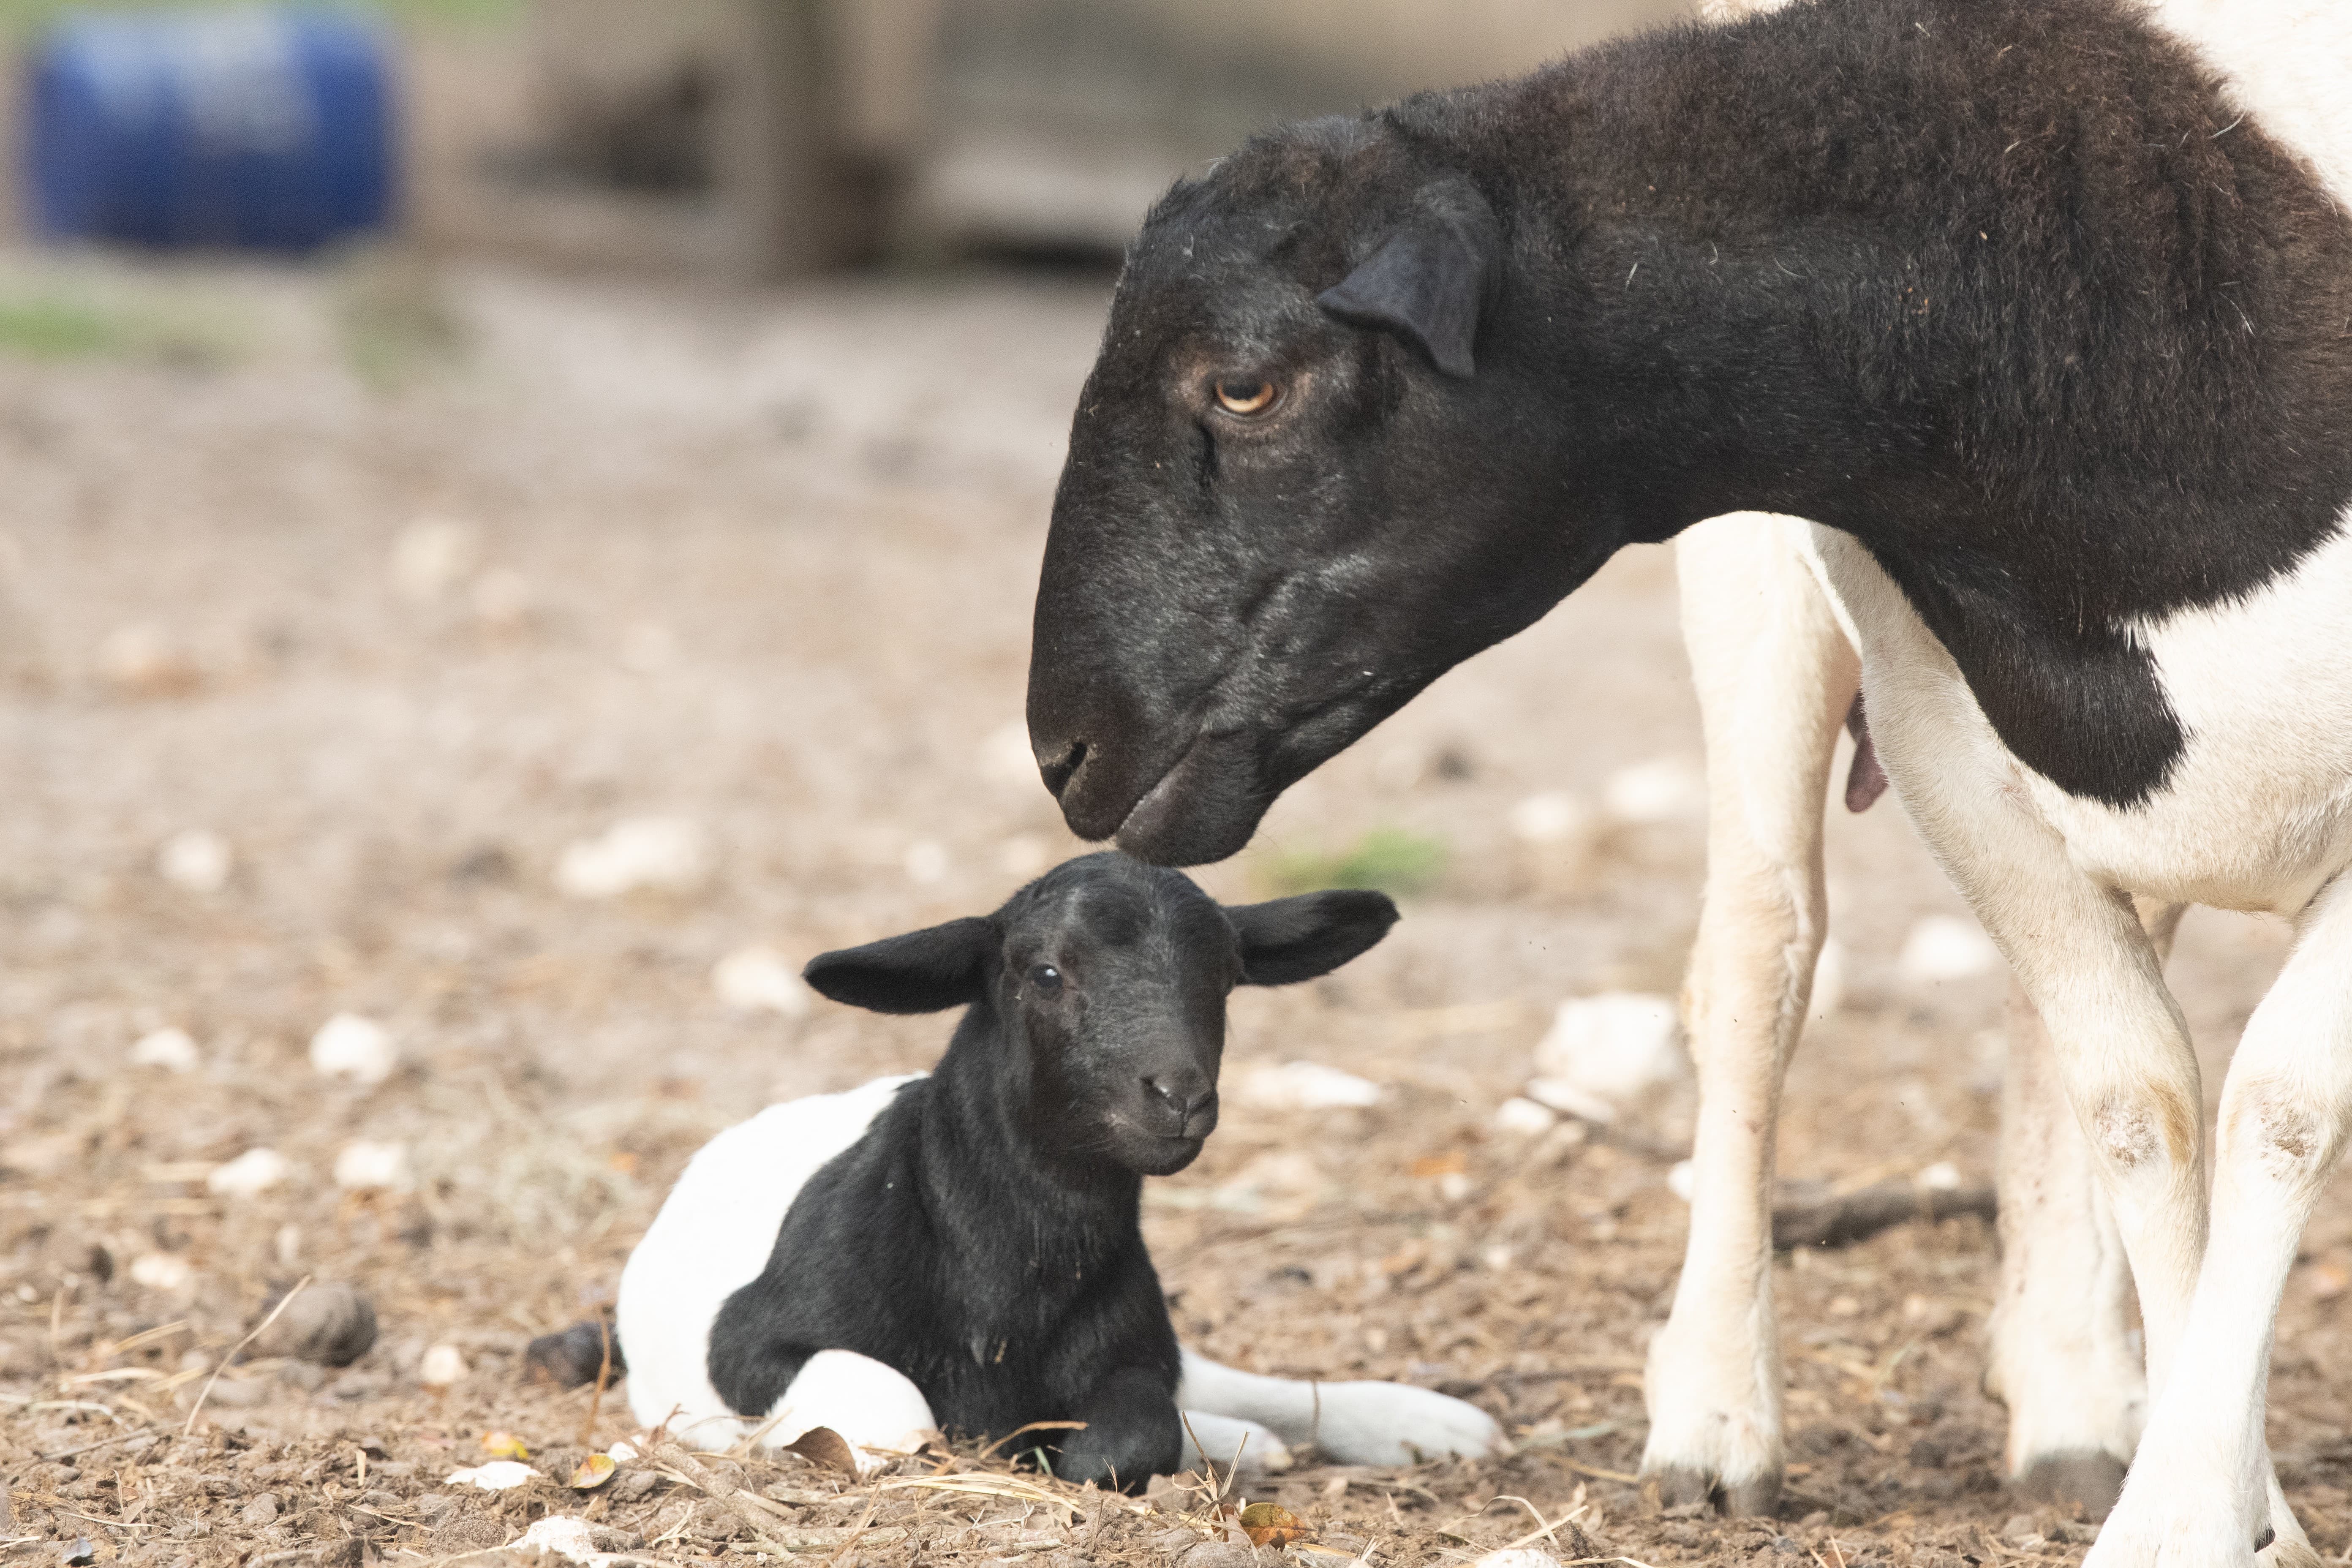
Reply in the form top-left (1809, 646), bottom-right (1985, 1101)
top-left (28, 11), bottom-right (394, 251)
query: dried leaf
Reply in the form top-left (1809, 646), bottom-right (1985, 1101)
top-left (1240, 1502), bottom-right (1309, 1547)
top-left (783, 1425), bottom-right (861, 1475)
top-left (569, 1453), bottom-right (617, 1490)
top-left (1409, 1152), bottom-right (1467, 1178)
top-left (482, 1430), bottom-right (530, 1460)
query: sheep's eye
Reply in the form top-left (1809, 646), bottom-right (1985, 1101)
top-left (1029, 964), bottom-right (1064, 998)
top-left (1212, 377), bottom-right (1279, 417)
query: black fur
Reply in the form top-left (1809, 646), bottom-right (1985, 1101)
top-left (705, 853), bottom-right (1397, 1490)
top-left (1028, 0), bottom-right (2352, 862)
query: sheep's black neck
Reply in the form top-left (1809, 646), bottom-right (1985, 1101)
top-left (1420, 0), bottom-right (2352, 804)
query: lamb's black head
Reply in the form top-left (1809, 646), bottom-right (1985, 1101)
top-left (1028, 116), bottom-right (1613, 866)
top-left (801, 852), bottom-right (1398, 1177)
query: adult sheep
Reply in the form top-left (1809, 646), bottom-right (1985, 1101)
top-left (1023, 1), bottom-right (2352, 1563)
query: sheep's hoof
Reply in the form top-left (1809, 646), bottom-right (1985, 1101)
top-left (1650, 1465), bottom-right (1781, 1519)
top-left (2012, 1451), bottom-right (2126, 1521)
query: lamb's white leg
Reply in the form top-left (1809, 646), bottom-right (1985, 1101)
top-left (1178, 1411), bottom-right (1293, 1475)
top-left (2084, 879), bottom-right (2352, 1568)
top-left (757, 1349), bottom-right (937, 1474)
top-left (1176, 1348), bottom-right (1501, 1466)
top-left (1986, 903), bottom-right (2180, 1518)
top-left (1641, 515), bottom-right (1854, 1514)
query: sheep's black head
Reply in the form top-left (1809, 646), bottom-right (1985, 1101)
top-left (1028, 116), bottom-right (1616, 866)
top-left (802, 852), bottom-right (1398, 1177)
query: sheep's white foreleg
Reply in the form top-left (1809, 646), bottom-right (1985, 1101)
top-left (1175, 1348), bottom-right (1500, 1467)
top-left (1641, 514), bottom-right (1854, 1514)
top-left (1176, 1411), bottom-right (1292, 1476)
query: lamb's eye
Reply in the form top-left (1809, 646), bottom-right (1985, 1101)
top-left (1029, 964), bottom-right (1064, 997)
top-left (1212, 377), bottom-right (1279, 417)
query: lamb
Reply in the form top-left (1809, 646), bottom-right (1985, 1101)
top-left (1021, 0), bottom-right (2352, 1559)
top-left (612, 851), bottom-right (1502, 1488)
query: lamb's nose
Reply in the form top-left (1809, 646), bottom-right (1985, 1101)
top-left (1145, 1074), bottom-right (1215, 1122)
top-left (1037, 736), bottom-right (1088, 800)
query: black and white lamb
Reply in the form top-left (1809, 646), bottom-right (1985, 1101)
top-left (615, 852), bottom-right (1501, 1488)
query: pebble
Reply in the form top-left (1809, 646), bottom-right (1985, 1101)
top-left (129, 1253), bottom-right (193, 1293)
top-left (1506, 790), bottom-right (1592, 845)
top-left (1897, 915), bottom-right (2004, 984)
top-left (1601, 756), bottom-right (1707, 823)
top-left (310, 1013), bottom-right (399, 1086)
top-left (333, 1141), bottom-right (413, 1192)
top-left (555, 817), bottom-right (707, 898)
top-left (238, 1494), bottom-right (280, 1527)
top-left (1666, 1159), bottom-right (1697, 1202)
top-left (1492, 1096), bottom-right (1560, 1136)
top-left (712, 947), bottom-right (811, 1017)
top-left (1231, 1060), bottom-right (1385, 1111)
top-left (903, 838), bottom-right (950, 885)
top-left (206, 1148), bottom-right (291, 1198)
top-left (1531, 992), bottom-right (1687, 1111)
top-left (99, 623), bottom-right (198, 696)
top-left (978, 721), bottom-right (1039, 786)
top-left (252, 1282), bottom-right (378, 1367)
top-left (156, 829), bottom-right (231, 893)
top-left (420, 1343), bottom-right (469, 1392)
top-left (445, 1459), bottom-right (537, 1491)
top-left (1810, 937), bottom-right (1848, 1021)
top-left (130, 1027), bottom-right (201, 1073)
top-left (390, 517), bottom-right (481, 600)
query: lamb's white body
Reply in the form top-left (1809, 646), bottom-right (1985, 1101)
top-left (1648, 5), bottom-right (2352, 1557)
top-left (618, 1074), bottom-right (1501, 1474)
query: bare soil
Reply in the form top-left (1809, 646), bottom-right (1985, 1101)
top-left (2, 249), bottom-right (2347, 1568)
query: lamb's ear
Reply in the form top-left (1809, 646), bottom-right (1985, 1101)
top-left (803, 917), bottom-right (995, 1014)
top-left (1316, 177), bottom-right (1500, 379)
top-left (1227, 890), bottom-right (1401, 986)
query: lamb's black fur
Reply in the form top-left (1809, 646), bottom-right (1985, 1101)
top-left (1027, 0), bottom-right (2352, 863)
top-left (704, 853), bottom-right (1397, 1490)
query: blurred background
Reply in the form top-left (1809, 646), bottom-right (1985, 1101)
top-left (2, 3), bottom-right (2343, 1564)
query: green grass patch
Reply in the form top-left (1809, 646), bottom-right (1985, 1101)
top-left (1260, 826), bottom-right (1448, 898)
top-left (0, 294), bottom-right (120, 357)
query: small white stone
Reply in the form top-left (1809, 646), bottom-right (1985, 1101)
top-left (207, 1148), bottom-right (291, 1197)
top-left (978, 721), bottom-right (1039, 786)
top-left (390, 517), bottom-right (481, 601)
top-left (1601, 757), bottom-right (1707, 824)
top-left (1492, 1096), bottom-right (1560, 1136)
top-left (903, 839), bottom-right (950, 885)
top-left (555, 817), bottom-right (708, 898)
top-left (1437, 1171), bottom-right (1474, 1203)
top-left (1532, 992), bottom-right (1687, 1109)
top-left (713, 946), bottom-right (811, 1017)
top-left (1666, 1159), bottom-right (1698, 1203)
top-left (1231, 1061), bottom-right (1386, 1111)
top-left (604, 1439), bottom-right (638, 1462)
top-left (1919, 1161), bottom-right (1963, 1191)
top-left (1506, 790), bottom-right (1592, 845)
top-left (129, 1252), bottom-right (193, 1292)
top-left (444, 1459), bottom-right (538, 1490)
top-left (1523, 1077), bottom-right (1618, 1123)
top-left (334, 1141), bottom-right (413, 1192)
top-left (1810, 937), bottom-right (1848, 1022)
top-left (420, 1343), bottom-right (469, 1391)
top-left (157, 829), bottom-right (231, 893)
top-left (310, 1013), bottom-right (399, 1086)
top-left (1897, 915), bottom-right (2004, 984)
top-left (130, 1026), bottom-right (201, 1072)
top-left (517, 1516), bottom-right (605, 1565)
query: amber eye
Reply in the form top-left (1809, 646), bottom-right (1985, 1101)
top-left (1212, 377), bottom-right (1279, 416)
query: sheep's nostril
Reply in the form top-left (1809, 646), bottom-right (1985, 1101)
top-left (1146, 1076), bottom-right (1214, 1120)
top-left (1038, 738), bottom-right (1088, 800)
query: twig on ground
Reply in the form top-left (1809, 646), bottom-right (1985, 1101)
top-left (182, 1275), bottom-right (311, 1436)
top-left (1772, 1182), bottom-right (1996, 1251)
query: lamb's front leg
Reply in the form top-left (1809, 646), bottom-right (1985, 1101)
top-left (1055, 1366), bottom-right (1183, 1493)
top-left (1641, 516), bottom-right (1854, 1514)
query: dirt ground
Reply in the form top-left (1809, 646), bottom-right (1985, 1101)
top-left (3, 248), bottom-right (2349, 1568)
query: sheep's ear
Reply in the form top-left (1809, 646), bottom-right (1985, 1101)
top-left (1316, 177), bottom-right (1500, 379)
top-left (803, 917), bottom-right (995, 1014)
top-left (1227, 890), bottom-right (1400, 986)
